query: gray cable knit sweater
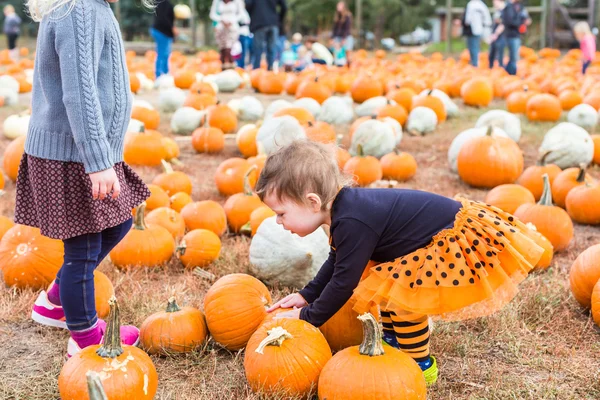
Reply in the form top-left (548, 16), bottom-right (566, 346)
top-left (26, 0), bottom-right (132, 173)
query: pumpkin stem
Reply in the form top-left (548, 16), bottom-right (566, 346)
top-left (537, 151), bottom-right (551, 166)
top-left (133, 202), bottom-right (147, 230)
top-left (428, 89), bottom-right (434, 96)
top-left (96, 296), bottom-right (124, 358)
top-left (254, 326), bottom-right (293, 354)
top-left (240, 222), bottom-right (252, 236)
top-left (356, 144), bottom-right (365, 157)
top-left (161, 159), bottom-right (174, 174)
top-left (538, 173), bottom-right (554, 206)
top-left (576, 163), bottom-right (587, 183)
top-left (370, 114), bottom-right (377, 120)
top-left (243, 165), bottom-right (258, 196)
top-left (166, 296), bottom-right (182, 313)
top-left (175, 240), bottom-right (187, 256)
top-left (86, 371), bottom-right (108, 400)
top-left (307, 121), bottom-right (314, 128)
top-left (358, 313), bottom-right (385, 357)
top-left (485, 125), bottom-right (494, 136)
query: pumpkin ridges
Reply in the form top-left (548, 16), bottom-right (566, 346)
top-left (570, 244), bottom-right (600, 308)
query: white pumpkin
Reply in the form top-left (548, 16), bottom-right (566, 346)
top-left (249, 216), bottom-right (330, 288)
top-left (567, 104), bottom-right (598, 129)
top-left (448, 126), bottom-right (509, 172)
top-left (538, 122), bottom-right (594, 169)
top-left (132, 98), bottom-right (154, 110)
top-left (170, 107), bottom-right (205, 135)
top-left (475, 110), bottom-right (521, 142)
top-left (318, 96), bottom-right (354, 125)
top-left (0, 75), bottom-right (19, 93)
top-left (350, 119), bottom-right (396, 158)
top-left (230, 96), bottom-right (264, 121)
top-left (127, 119), bottom-right (145, 133)
top-left (212, 69), bottom-right (242, 93)
top-left (293, 97), bottom-right (321, 118)
top-left (135, 72), bottom-right (155, 92)
top-left (256, 116), bottom-right (306, 155)
top-left (174, 3), bottom-right (191, 19)
top-left (406, 106), bottom-right (438, 135)
top-left (25, 69), bottom-right (34, 84)
top-left (3, 113), bottom-right (30, 139)
top-left (418, 88), bottom-right (458, 118)
top-left (158, 87), bottom-right (186, 113)
top-left (355, 96), bottom-right (391, 117)
top-left (0, 88), bottom-right (18, 106)
top-left (380, 116), bottom-right (403, 145)
top-left (154, 74), bottom-right (175, 90)
top-left (264, 99), bottom-right (293, 119)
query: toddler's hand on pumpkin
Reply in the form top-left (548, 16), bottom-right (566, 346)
top-left (267, 293), bottom-right (307, 312)
top-left (273, 307), bottom-right (301, 320)
top-left (89, 167), bottom-right (120, 200)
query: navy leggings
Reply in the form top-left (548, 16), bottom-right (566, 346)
top-left (55, 219), bottom-right (132, 331)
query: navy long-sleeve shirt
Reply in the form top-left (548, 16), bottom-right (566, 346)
top-left (299, 187), bottom-right (462, 327)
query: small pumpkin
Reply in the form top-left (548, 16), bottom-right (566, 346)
top-left (296, 77), bottom-right (333, 104)
top-left (3, 135), bottom-right (26, 182)
top-left (131, 106), bottom-right (160, 130)
top-left (244, 318), bottom-right (332, 398)
top-left (145, 184), bottom-right (171, 211)
top-left (93, 271), bottom-right (115, 319)
top-left (592, 281), bottom-right (600, 327)
top-left (169, 192), bottom-right (193, 213)
top-left (461, 77), bottom-right (494, 107)
top-left (176, 229), bottom-right (221, 268)
top-left (551, 164), bottom-right (592, 208)
top-left (58, 297), bottom-right (158, 400)
top-left (258, 71), bottom-right (285, 95)
top-left (272, 107), bottom-right (315, 126)
top-left (506, 87), bottom-right (537, 114)
top-left (180, 200), bottom-right (227, 236)
top-left (191, 124), bottom-right (225, 154)
top-left (412, 90), bottom-right (447, 123)
top-left (319, 296), bottom-right (364, 352)
top-left (224, 168), bottom-right (263, 233)
top-left (145, 207), bottom-right (186, 239)
top-left (161, 137), bottom-right (181, 164)
top-left (351, 74), bottom-right (384, 104)
top-left (206, 103), bottom-right (238, 133)
top-left (484, 184), bottom-right (535, 214)
top-left (242, 206), bottom-right (276, 237)
top-left (236, 123), bottom-right (259, 158)
top-left (183, 91), bottom-right (218, 110)
top-left (565, 182), bottom-right (600, 225)
top-left (318, 313), bottom-right (427, 400)
top-left (386, 86), bottom-right (415, 111)
top-left (558, 90), bottom-right (583, 111)
top-left (140, 297), bottom-right (208, 355)
top-left (109, 203), bottom-right (175, 269)
top-left (336, 147), bottom-right (351, 171)
top-left (514, 174), bottom-right (573, 252)
top-left (343, 145), bottom-right (383, 187)
top-left (0, 216), bottom-right (15, 241)
top-left (569, 244), bottom-right (600, 308)
top-left (529, 226), bottom-right (554, 270)
top-left (526, 93), bottom-right (562, 122)
top-left (152, 160), bottom-right (193, 196)
top-left (380, 150), bottom-right (417, 181)
top-left (304, 121), bottom-right (336, 144)
top-left (203, 273), bottom-right (272, 350)
top-left (593, 134), bottom-right (600, 164)
top-left (377, 101), bottom-right (408, 126)
top-left (516, 155), bottom-right (562, 201)
top-left (215, 157), bottom-right (257, 197)
top-left (123, 128), bottom-right (166, 167)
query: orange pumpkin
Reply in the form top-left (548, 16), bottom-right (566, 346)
top-left (526, 94), bottom-right (562, 122)
top-left (565, 182), bottom-right (600, 225)
top-left (203, 273), bottom-right (272, 350)
top-left (243, 206), bottom-right (276, 237)
top-left (189, 81), bottom-right (217, 96)
top-left (176, 229), bottom-right (222, 268)
top-left (129, 74), bottom-right (141, 93)
top-left (380, 151), bottom-right (417, 181)
top-left (248, 154), bottom-right (267, 177)
top-left (215, 158), bottom-right (257, 196)
top-left (0, 216), bottom-right (15, 241)
top-left (191, 125), bottom-right (225, 154)
top-left (461, 78), bottom-right (494, 107)
top-left (284, 74), bottom-right (302, 95)
top-left (131, 106), bottom-right (160, 130)
top-left (343, 145), bottom-right (383, 187)
top-left (319, 296), bottom-right (363, 352)
top-left (516, 158), bottom-right (562, 201)
top-left (377, 102), bottom-right (408, 126)
top-left (145, 184), bottom-right (171, 212)
top-left (152, 160), bottom-right (193, 196)
top-left (551, 165), bottom-right (594, 208)
top-left (583, 91), bottom-right (600, 110)
top-left (140, 297), bottom-right (208, 355)
top-left (123, 128), bottom-right (166, 167)
top-left (350, 74), bottom-right (384, 103)
top-left (592, 135), bottom-right (600, 165)
top-left (531, 229), bottom-right (554, 270)
top-left (169, 192), bottom-right (193, 213)
top-left (569, 244), bottom-right (600, 308)
top-left (223, 169), bottom-right (264, 233)
top-left (484, 184), bottom-right (535, 214)
top-left (161, 137), bottom-right (180, 163)
top-left (336, 147), bottom-right (351, 171)
top-left (592, 281), bottom-right (600, 326)
top-left (386, 86), bottom-right (415, 111)
top-left (207, 103), bottom-right (238, 133)
top-left (180, 200), bottom-right (228, 236)
top-left (0, 225), bottom-right (63, 290)
top-left (258, 71), bottom-right (286, 94)
top-left (412, 90), bottom-right (447, 123)
top-left (304, 121), bottom-right (337, 144)
top-left (236, 123), bottom-right (260, 158)
top-left (272, 107), bottom-right (315, 126)
top-left (146, 207), bottom-right (186, 239)
top-left (3, 135), bottom-right (26, 182)
top-left (558, 90), bottom-right (583, 111)
top-left (109, 203), bottom-right (175, 269)
top-left (295, 77), bottom-right (333, 104)
top-left (184, 91), bottom-right (218, 110)
top-left (174, 69), bottom-right (196, 89)
top-left (506, 88), bottom-right (537, 114)
top-left (514, 174), bottom-right (573, 251)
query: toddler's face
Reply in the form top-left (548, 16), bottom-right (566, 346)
top-left (264, 192), bottom-right (324, 237)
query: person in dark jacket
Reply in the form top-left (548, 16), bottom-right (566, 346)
top-left (246, 0), bottom-right (287, 70)
top-left (491, 0), bottom-right (531, 75)
top-left (151, 0), bottom-right (178, 78)
top-left (331, 1), bottom-right (353, 52)
top-left (488, 0), bottom-right (506, 68)
top-left (3, 5), bottom-right (21, 61)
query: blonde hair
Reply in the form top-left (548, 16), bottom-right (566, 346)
top-left (26, 0), bottom-right (155, 22)
top-left (255, 140), bottom-right (350, 210)
top-left (574, 21), bottom-right (592, 37)
top-left (4, 4), bottom-right (15, 13)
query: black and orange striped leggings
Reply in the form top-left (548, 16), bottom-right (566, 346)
top-left (380, 309), bottom-right (430, 362)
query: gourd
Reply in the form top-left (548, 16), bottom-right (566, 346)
top-left (169, 192), bottom-right (193, 213)
top-left (131, 106), bottom-right (160, 130)
top-left (255, 116), bottom-right (306, 155)
top-left (448, 126), bottom-right (509, 172)
top-left (158, 87), bottom-right (186, 113)
top-left (461, 77), bottom-right (494, 107)
top-left (412, 90), bottom-right (447, 123)
top-left (319, 296), bottom-right (364, 351)
top-left (145, 184), bottom-right (170, 211)
top-left (249, 216), bottom-right (330, 288)
top-left (0, 74), bottom-right (19, 92)
top-left (272, 107), bottom-right (315, 126)
top-left (475, 110), bottom-right (522, 142)
top-left (538, 122), bottom-right (594, 169)
top-left (236, 123), bottom-right (259, 157)
top-left (296, 77), bottom-right (333, 104)
top-left (206, 103), bottom-right (238, 133)
top-left (305, 121), bottom-right (337, 144)
top-left (526, 93), bottom-right (562, 122)
top-left (223, 168), bottom-right (263, 233)
top-left (350, 75), bottom-right (384, 103)
top-left (569, 244), bottom-right (600, 308)
top-left (170, 107), bottom-right (205, 136)
top-left (0, 216), bottom-right (14, 240)
top-left (349, 119), bottom-right (396, 158)
top-left (567, 103), bottom-right (598, 129)
top-left (3, 135), bottom-right (26, 182)
top-left (0, 87), bottom-right (19, 106)
top-left (406, 106), bottom-right (437, 135)
top-left (318, 96), bottom-right (354, 125)
top-left (191, 121), bottom-right (225, 154)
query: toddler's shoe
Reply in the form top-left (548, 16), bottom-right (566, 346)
top-left (67, 319), bottom-right (140, 358)
top-left (418, 356), bottom-right (438, 386)
top-left (31, 288), bottom-right (67, 329)
top-left (382, 330), bottom-right (400, 348)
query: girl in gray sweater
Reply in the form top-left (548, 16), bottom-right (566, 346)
top-left (21, 0), bottom-right (152, 357)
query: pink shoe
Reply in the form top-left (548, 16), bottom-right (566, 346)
top-left (31, 289), bottom-right (67, 329)
top-left (67, 319), bottom-right (140, 358)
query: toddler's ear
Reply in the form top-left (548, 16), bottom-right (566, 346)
top-left (306, 193), bottom-right (323, 212)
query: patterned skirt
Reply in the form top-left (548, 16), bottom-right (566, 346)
top-left (215, 25), bottom-right (239, 49)
top-left (352, 199), bottom-right (546, 322)
top-left (14, 154), bottom-right (150, 240)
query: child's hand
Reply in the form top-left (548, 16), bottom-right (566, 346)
top-left (89, 167), bottom-right (120, 200)
top-left (273, 307), bottom-right (301, 320)
top-left (267, 293), bottom-right (307, 312)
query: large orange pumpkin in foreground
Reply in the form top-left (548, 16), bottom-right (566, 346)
top-left (245, 318), bottom-right (332, 398)
top-left (58, 297), bottom-right (158, 400)
top-left (203, 273), bottom-right (272, 350)
top-left (318, 313), bottom-right (427, 400)
top-left (569, 244), bottom-right (600, 308)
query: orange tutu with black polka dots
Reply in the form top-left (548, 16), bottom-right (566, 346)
top-left (352, 198), bottom-right (546, 321)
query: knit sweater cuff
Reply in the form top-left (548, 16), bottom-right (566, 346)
top-left (77, 136), bottom-right (114, 173)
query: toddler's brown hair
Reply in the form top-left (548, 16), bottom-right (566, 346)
top-left (255, 140), bottom-right (349, 210)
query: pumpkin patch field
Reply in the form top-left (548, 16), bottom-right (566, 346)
top-left (1, 48), bottom-right (600, 399)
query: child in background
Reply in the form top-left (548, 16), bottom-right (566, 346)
top-left (304, 36), bottom-right (333, 66)
top-left (23, 0), bottom-right (151, 357)
top-left (3, 5), bottom-right (21, 61)
top-left (291, 32), bottom-right (303, 54)
top-left (574, 21), bottom-right (596, 74)
top-left (294, 45), bottom-right (310, 71)
top-left (332, 40), bottom-right (347, 67)
top-left (258, 140), bottom-right (546, 386)
top-left (280, 41), bottom-right (297, 72)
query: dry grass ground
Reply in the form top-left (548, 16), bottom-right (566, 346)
top-left (1, 83), bottom-right (599, 400)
